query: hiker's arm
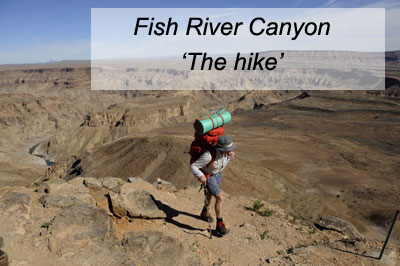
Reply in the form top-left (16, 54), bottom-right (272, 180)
top-left (198, 175), bottom-right (207, 185)
top-left (228, 151), bottom-right (235, 159)
top-left (189, 152), bottom-right (212, 181)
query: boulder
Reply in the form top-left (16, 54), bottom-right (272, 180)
top-left (0, 191), bottom-right (30, 210)
top-left (314, 216), bottom-right (365, 241)
top-left (41, 179), bottom-right (92, 204)
top-left (100, 177), bottom-right (125, 192)
top-left (42, 179), bottom-right (68, 193)
top-left (108, 191), bottom-right (126, 218)
top-left (48, 202), bottom-right (114, 253)
top-left (63, 240), bottom-right (129, 266)
top-left (0, 191), bottom-right (32, 237)
top-left (153, 178), bottom-right (177, 192)
top-left (83, 177), bottom-right (103, 189)
top-left (128, 177), bottom-right (143, 183)
top-left (109, 187), bottom-right (166, 219)
top-left (47, 201), bottom-right (128, 265)
top-left (39, 195), bottom-right (81, 208)
top-left (67, 176), bottom-right (86, 186)
top-left (122, 231), bottom-right (202, 266)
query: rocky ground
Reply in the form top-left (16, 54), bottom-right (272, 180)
top-left (1, 176), bottom-right (398, 266)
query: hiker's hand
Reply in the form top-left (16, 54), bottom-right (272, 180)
top-left (199, 175), bottom-right (207, 186)
top-left (228, 151), bottom-right (235, 159)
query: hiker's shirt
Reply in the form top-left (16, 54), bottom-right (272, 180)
top-left (190, 150), bottom-right (231, 179)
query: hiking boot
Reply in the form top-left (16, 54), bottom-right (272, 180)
top-left (200, 207), bottom-right (214, 222)
top-left (216, 221), bottom-right (228, 235)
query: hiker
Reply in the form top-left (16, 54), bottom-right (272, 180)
top-left (190, 135), bottom-right (236, 235)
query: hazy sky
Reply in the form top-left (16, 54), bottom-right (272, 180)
top-left (0, 0), bottom-right (399, 63)
top-left (91, 8), bottom-right (385, 59)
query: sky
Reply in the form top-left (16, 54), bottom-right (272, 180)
top-left (0, 0), bottom-right (399, 64)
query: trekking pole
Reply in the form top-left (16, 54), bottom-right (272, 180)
top-left (201, 184), bottom-right (212, 239)
top-left (378, 210), bottom-right (399, 260)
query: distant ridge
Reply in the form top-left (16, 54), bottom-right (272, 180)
top-left (1, 50), bottom-right (399, 67)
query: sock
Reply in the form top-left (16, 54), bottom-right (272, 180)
top-left (217, 217), bottom-right (223, 224)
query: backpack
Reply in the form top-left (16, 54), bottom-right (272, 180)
top-left (189, 126), bottom-right (224, 167)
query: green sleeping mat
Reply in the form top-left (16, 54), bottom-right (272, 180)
top-left (193, 108), bottom-right (231, 135)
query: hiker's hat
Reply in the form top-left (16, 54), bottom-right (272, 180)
top-left (215, 135), bottom-right (236, 152)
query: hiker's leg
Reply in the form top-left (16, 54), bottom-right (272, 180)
top-left (204, 190), bottom-right (212, 208)
top-left (206, 175), bottom-right (220, 200)
top-left (215, 192), bottom-right (224, 219)
top-left (207, 173), bottom-right (222, 216)
top-left (215, 192), bottom-right (228, 234)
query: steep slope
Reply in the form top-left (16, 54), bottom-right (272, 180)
top-left (48, 136), bottom-right (195, 188)
top-left (41, 96), bottom-right (194, 157)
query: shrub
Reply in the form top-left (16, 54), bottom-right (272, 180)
top-left (260, 230), bottom-right (268, 240)
top-left (41, 222), bottom-right (52, 229)
top-left (261, 209), bottom-right (274, 217)
top-left (251, 200), bottom-right (264, 212)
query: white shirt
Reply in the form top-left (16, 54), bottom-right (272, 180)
top-left (190, 150), bottom-right (231, 179)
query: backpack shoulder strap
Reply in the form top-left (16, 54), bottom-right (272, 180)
top-left (208, 147), bottom-right (217, 168)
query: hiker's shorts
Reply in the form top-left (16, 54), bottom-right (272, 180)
top-left (206, 172), bottom-right (222, 196)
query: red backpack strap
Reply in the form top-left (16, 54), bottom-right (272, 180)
top-left (216, 113), bottom-right (224, 124)
top-left (200, 170), bottom-right (211, 179)
top-left (208, 116), bottom-right (215, 129)
top-left (208, 147), bottom-right (217, 168)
